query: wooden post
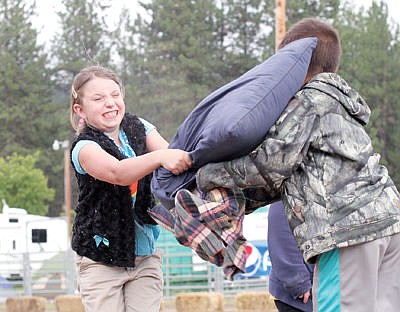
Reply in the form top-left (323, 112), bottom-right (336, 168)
top-left (52, 139), bottom-right (72, 241)
top-left (275, 0), bottom-right (286, 51)
top-left (64, 143), bottom-right (72, 240)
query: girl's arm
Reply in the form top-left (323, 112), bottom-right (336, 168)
top-left (78, 140), bottom-right (191, 186)
top-left (146, 128), bottom-right (169, 151)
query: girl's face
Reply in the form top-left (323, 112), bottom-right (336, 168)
top-left (73, 77), bottom-right (125, 136)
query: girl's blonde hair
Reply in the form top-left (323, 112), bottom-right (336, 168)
top-left (70, 65), bottom-right (125, 134)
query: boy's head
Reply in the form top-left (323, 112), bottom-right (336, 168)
top-left (278, 18), bottom-right (342, 78)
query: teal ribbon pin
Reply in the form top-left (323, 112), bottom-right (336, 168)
top-left (93, 235), bottom-right (109, 247)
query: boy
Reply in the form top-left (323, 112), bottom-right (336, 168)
top-left (194, 18), bottom-right (400, 311)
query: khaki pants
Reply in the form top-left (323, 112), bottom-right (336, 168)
top-left (75, 250), bottom-right (163, 312)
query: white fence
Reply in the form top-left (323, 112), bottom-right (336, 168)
top-left (0, 245), bottom-right (269, 301)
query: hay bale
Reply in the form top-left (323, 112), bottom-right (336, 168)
top-left (175, 292), bottom-right (223, 312)
top-left (5, 296), bottom-right (47, 312)
top-left (54, 295), bottom-right (85, 312)
top-left (236, 291), bottom-right (277, 312)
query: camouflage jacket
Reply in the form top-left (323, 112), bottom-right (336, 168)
top-left (197, 73), bottom-right (400, 262)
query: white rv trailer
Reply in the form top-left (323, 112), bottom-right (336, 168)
top-left (0, 199), bottom-right (69, 279)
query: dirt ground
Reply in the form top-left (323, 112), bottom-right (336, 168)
top-left (0, 301), bottom-right (236, 312)
top-left (0, 300), bottom-right (253, 312)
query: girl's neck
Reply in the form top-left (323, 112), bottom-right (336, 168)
top-left (104, 129), bottom-right (122, 147)
top-left (85, 123), bottom-right (122, 147)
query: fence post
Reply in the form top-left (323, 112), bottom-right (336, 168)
top-left (164, 246), bottom-right (170, 299)
top-left (214, 266), bottom-right (224, 293)
top-left (65, 248), bottom-right (76, 294)
top-left (22, 252), bottom-right (32, 295)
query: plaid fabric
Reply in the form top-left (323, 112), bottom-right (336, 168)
top-left (149, 187), bottom-right (247, 280)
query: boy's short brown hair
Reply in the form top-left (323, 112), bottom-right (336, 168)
top-left (278, 18), bottom-right (342, 75)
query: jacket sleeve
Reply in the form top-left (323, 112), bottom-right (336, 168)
top-left (196, 97), bottom-right (319, 192)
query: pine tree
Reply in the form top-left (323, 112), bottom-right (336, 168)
top-left (0, 0), bottom-right (62, 215)
top-left (336, 1), bottom-right (400, 186)
top-left (51, 0), bottom-right (112, 90)
top-left (48, 0), bottom-right (115, 215)
top-left (115, 0), bottom-right (224, 139)
top-left (260, 0), bottom-right (341, 57)
top-left (114, 0), bottom-right (270, 138)
top-left (219, 0), bottom-right (268, 71)
top-left (0, 0), bottom-right (57, 155)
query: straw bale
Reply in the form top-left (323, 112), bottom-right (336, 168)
top-left (236, 291), bottom-right (277, 312)
top-left (55, 295), bottom-right (85, 312)
top-left (176, 292), bottom-right (223, 312)
top-left (5, 296), bottom-right (47, 312)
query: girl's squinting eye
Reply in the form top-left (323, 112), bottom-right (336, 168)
top-left (93, 96), bottom-right (104, 102)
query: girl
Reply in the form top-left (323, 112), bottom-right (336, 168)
top-left (69, 65), bottom-right (192, 312)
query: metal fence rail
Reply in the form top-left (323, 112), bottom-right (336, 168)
top-left (0, 245), bottom-right (268, 302)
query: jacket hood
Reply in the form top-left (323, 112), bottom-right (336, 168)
top-left (306, 73), bottom-right (370, 125)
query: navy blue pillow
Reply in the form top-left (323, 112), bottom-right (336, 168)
top-left (152, 37), bottom-right (317, 209)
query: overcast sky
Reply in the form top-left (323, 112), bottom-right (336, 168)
top-left (30, 0), bottom-right (400, 47)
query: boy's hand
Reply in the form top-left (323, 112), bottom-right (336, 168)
top-left (196, 162), bottom-right (238, 191)
top-left (298, 290), bottom-right (311, 304)
top-left (197, 157), bottom-right (269, 191)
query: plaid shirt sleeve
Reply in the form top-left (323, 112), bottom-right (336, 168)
top-left (149, 187), bottom-right (248, 280)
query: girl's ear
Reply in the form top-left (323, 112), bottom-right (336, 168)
top-left (73, 103), bottom-right (86, 118)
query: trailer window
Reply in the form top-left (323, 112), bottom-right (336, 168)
top-left (32, 229), bottom-right (47, 243)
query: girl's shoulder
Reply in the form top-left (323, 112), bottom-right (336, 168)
top-left (137, 117), bottom-right (156, 135)
top-left (71, 140), bottom-right (100, 174)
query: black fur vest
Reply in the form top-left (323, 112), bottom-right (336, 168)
top-left (70, 113), bottom-right (156, 267)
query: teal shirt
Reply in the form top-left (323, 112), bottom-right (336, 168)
top-left (71, 118), bottom-right (160, 255)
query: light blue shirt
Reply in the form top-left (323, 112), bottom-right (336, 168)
top-left (71, 118), bottom-right (160, 255)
